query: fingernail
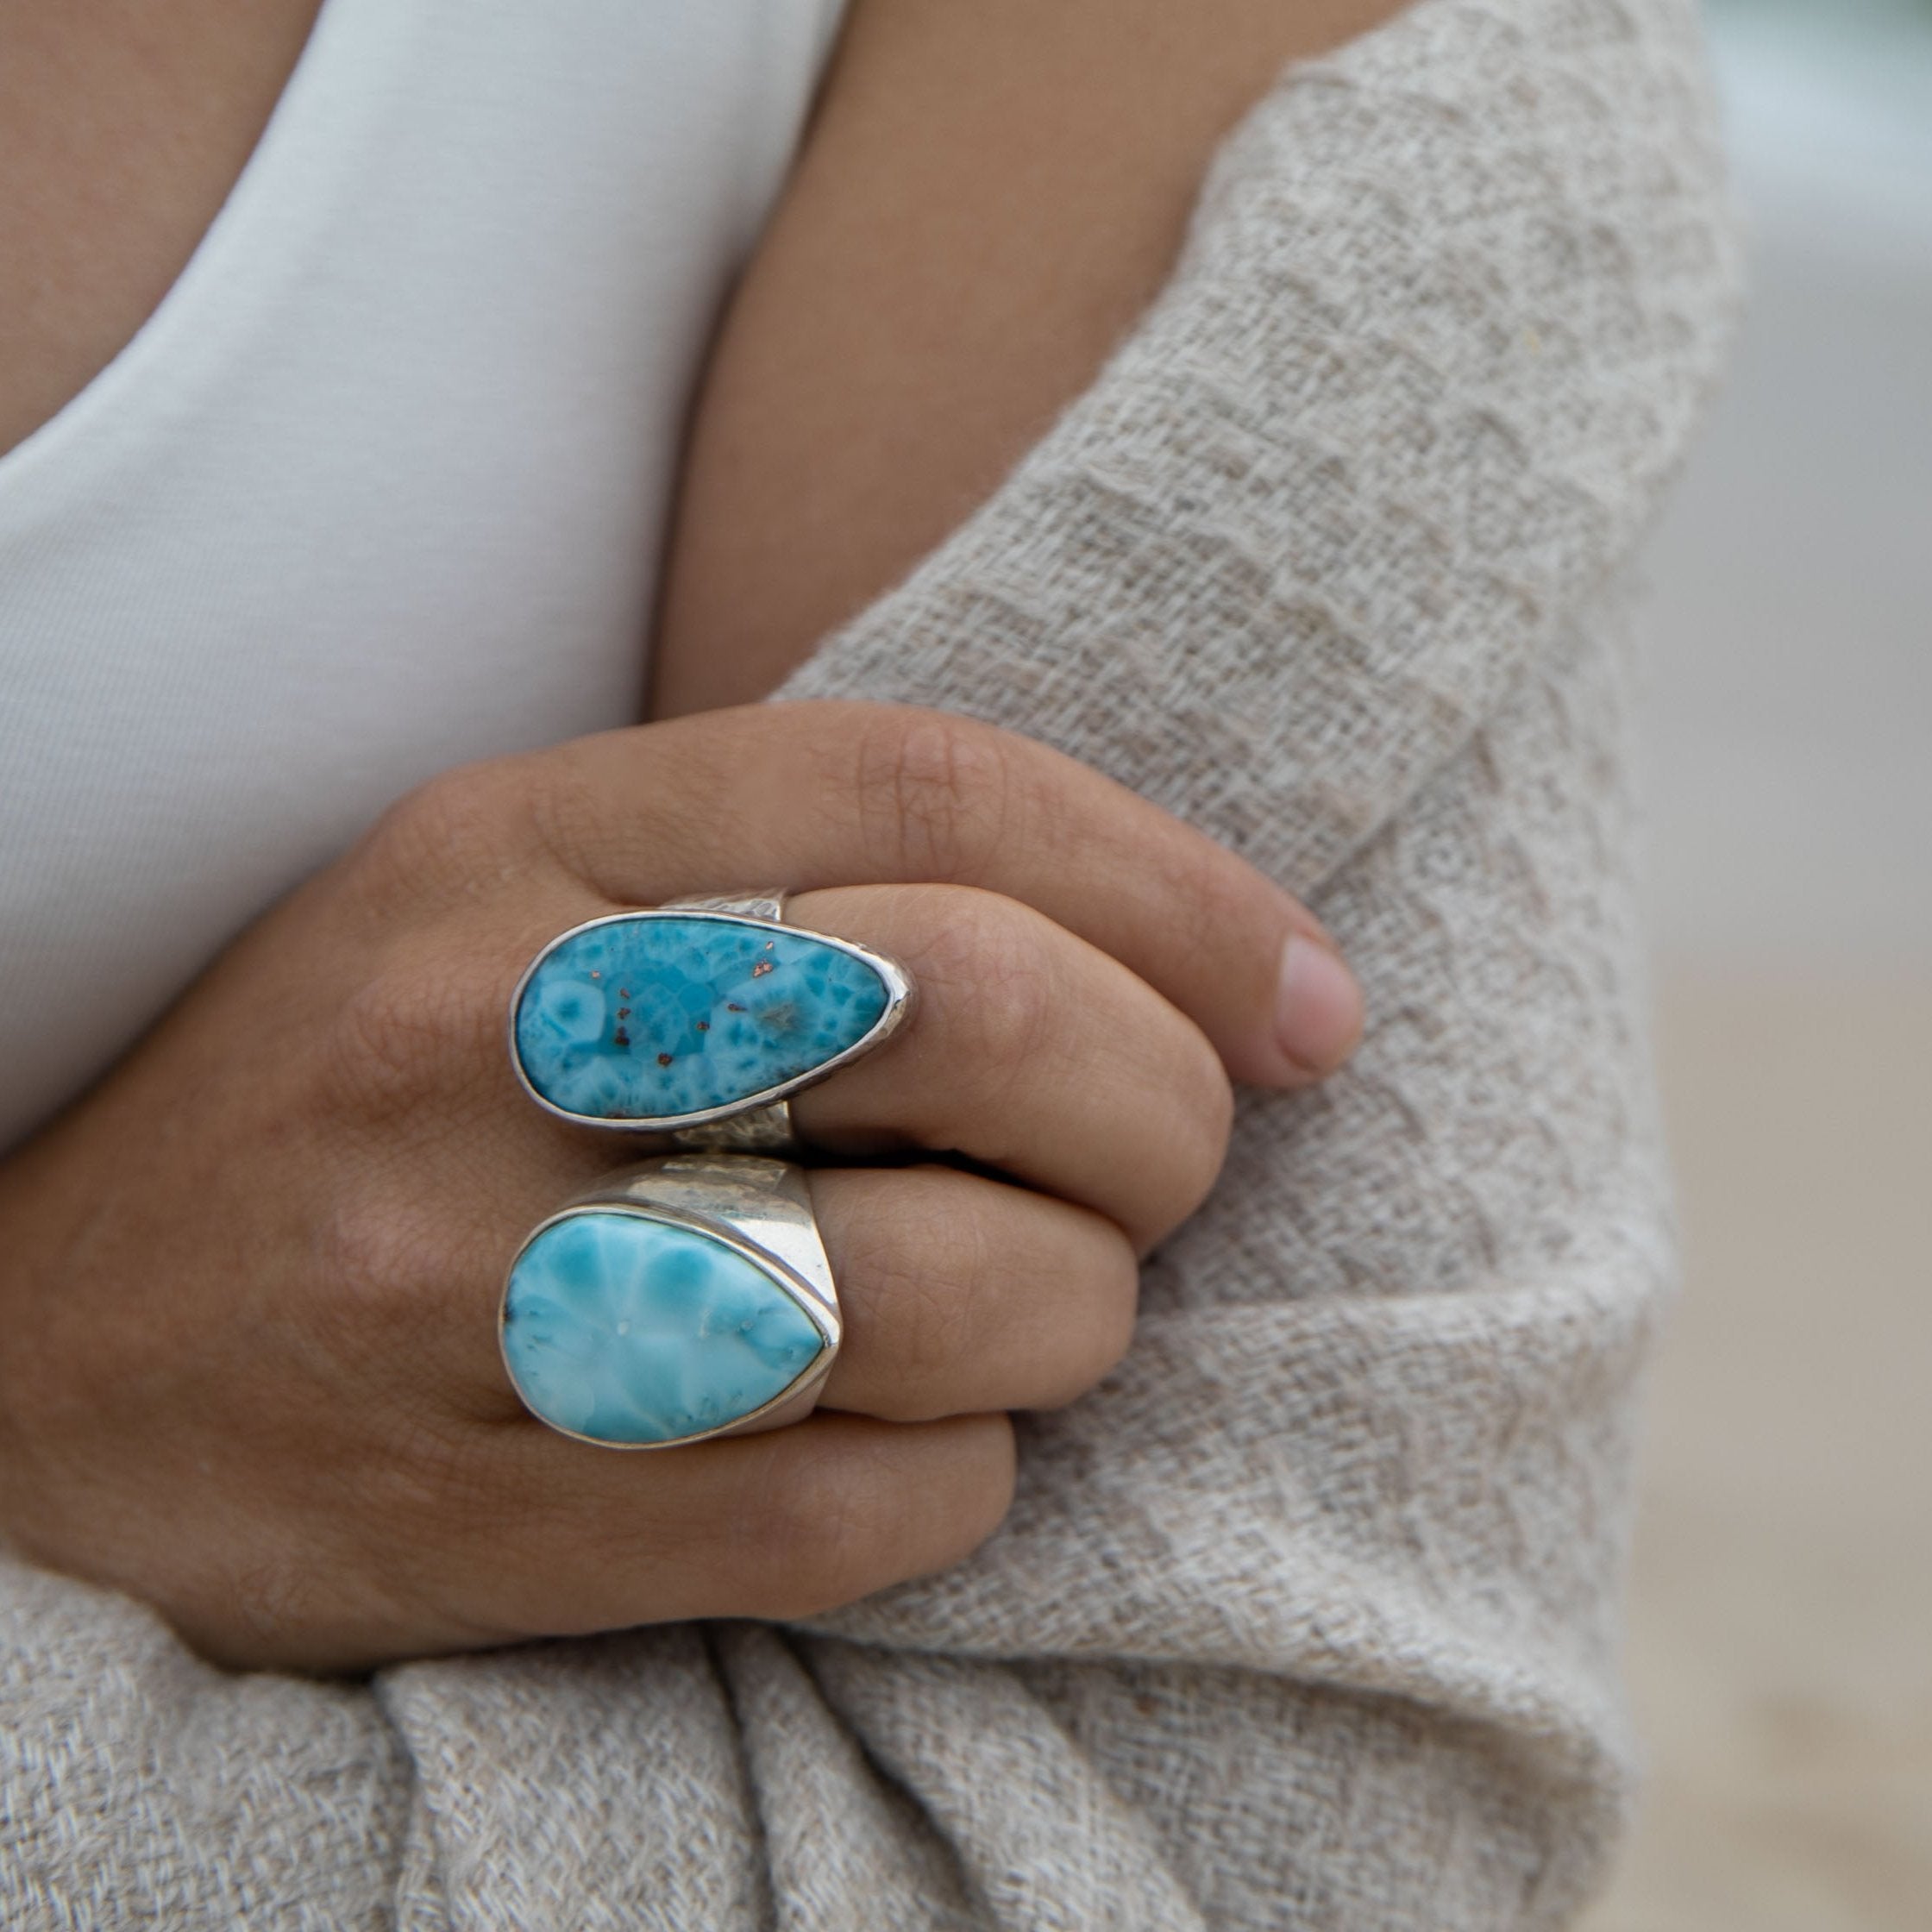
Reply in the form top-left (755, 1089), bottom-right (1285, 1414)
top-left (1273, 934), bottom-right (1364, 1078)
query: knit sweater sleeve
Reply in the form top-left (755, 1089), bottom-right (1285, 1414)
top-left (0, 2), bottom-right (1740, 1927)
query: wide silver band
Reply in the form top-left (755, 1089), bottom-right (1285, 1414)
top-left (501, 1154), bottom-right (840, 1449)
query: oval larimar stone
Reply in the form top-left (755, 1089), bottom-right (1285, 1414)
top-left (514, 913), bottom-right (894, 1124)
top-left (502, 1212), bottom-right (825, 1445)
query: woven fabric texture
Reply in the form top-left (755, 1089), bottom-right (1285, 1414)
top-left (0, 0), bottom-right (1741, 1924)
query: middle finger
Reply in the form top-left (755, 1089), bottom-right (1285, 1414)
top-left (784, 882), bottom-right (1233, 1251)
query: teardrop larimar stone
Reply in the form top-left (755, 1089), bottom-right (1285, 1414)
top-left (514, 913), bottom-right (894, 1124)
top-left (502, 1212), bottom-right (825, 1445)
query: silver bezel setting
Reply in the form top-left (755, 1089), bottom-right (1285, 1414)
top-left (507, 901), bottom-right (915, 1137)
top-left (499, 1155), bottom-right (841, 1452)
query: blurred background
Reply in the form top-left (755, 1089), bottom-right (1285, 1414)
top-left (1580, 1), bottom-right (1931, 1925)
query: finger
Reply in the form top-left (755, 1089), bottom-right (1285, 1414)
top-left (443, 1409), bottom-right (1016, 1639)
top-left (807, 1165), bottom-right (1138, 1420)
top-left (394, 1113), bottom-right (1138, 1434)
top-left (525, 702), bottom-right (1363, 1086)
top-left (786, 884), bottom-right (1231, 1249)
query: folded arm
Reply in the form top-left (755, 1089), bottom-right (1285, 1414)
top-left (649, 0), bottom-right (1412, 718)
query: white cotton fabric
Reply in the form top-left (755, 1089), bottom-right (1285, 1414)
top-left (0, 0), bottom-right (849, 1154)
top-left (0, 0), bottom-right (1741, 1925)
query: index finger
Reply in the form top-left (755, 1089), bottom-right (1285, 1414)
top-left (528, 700), bottom-right (1362, 1088)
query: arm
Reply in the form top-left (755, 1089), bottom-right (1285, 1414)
top-left (648, 0), bottom-right (1408, 718)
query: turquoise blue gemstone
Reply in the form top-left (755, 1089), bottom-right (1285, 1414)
top-left (514, 913), bottom-right (892, 1122)
top-left (502, 1211), bottom-right (825, 1444)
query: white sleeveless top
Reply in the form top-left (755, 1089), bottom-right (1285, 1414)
top-left (0, 0), bottom-right (847, 1151)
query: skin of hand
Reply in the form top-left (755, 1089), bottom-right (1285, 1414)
top-left (0, 703), bottom-right (1362, 1676)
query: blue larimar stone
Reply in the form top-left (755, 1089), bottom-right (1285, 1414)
top-left (515, 913), bottom-right (892, 1123)
top-left (503, 1212), bottom-right (825, 1444)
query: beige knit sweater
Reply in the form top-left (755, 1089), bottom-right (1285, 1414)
top-left (0, 0), bottom-right (1741, 1923)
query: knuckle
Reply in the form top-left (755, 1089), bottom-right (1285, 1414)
top-left (318, 950), bottom-right (492, 1122)
top-left (517, 743), bottom-right (636, 887)
top-left (848, 1175), bottom-right (989, 1398)
top-left (915, 894), bottom-right (1061, 1084)
top-left (361, 759), bottom-right (541, 908)
top-left (899, 1206), bottom-right (992, 1396)
top-left (852, 710), bottom-right (1015, 881)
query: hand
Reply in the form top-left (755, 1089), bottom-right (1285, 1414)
top-left (0, 704), bottom-right (1361, 1672)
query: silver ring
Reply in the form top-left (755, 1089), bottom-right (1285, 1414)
top-left (509, 892), bottom-right (914, 1151)
top-left (500, 1155), bottom-right (839, 1449)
